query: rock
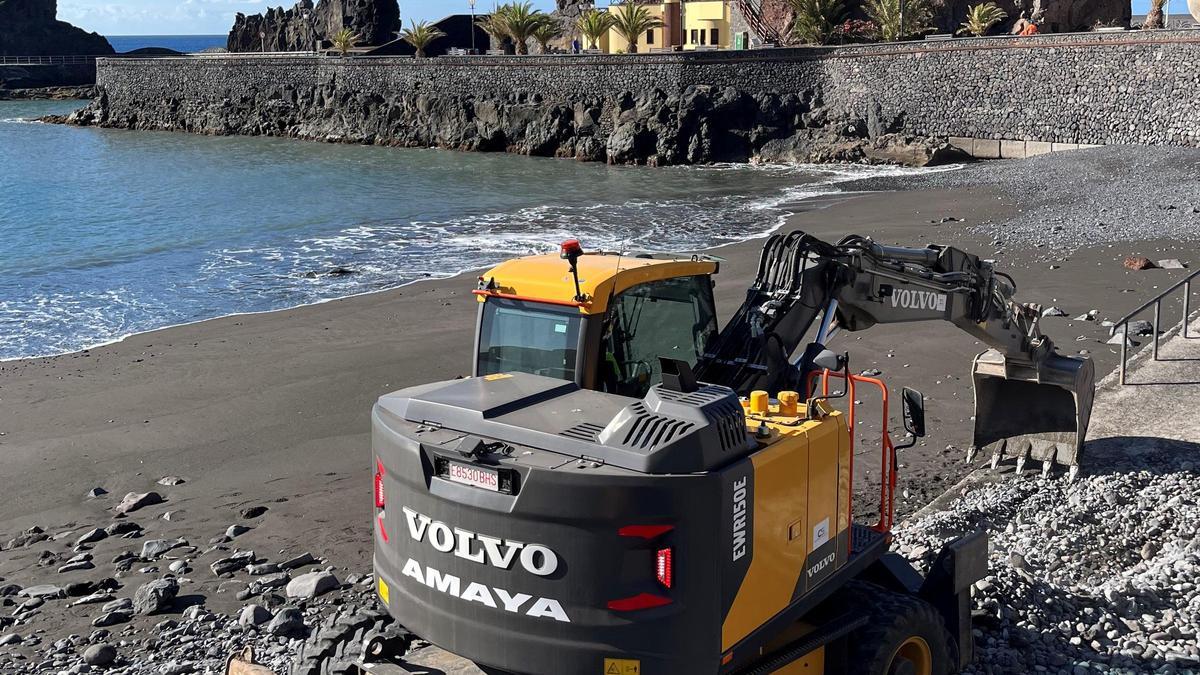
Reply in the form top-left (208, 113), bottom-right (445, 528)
top-left (1128, 320), bottom-right (1155, 336)
top-left (238, 604), bottom-right (272, 626)
top-left (104, 521), bottom-right (142, 537)
top-left (0, 584), bottom-right (20, 597)
top-left (1156, 259), bottom-right (1187, 269)
top-left (140, 539), bottom-right (186, 560)
top-left (279, 552), bottom-right (317, 571)
top-left (0, 0), bottom-right (114, 60)
top-left (228, 0), bottom-right (399, 53)
top-left (159, 661), bottom-right (195, 675)
top-left (266, 606), bottom-right (306, 638)
top-left (0, 633), bottom-right (20, 646)
top-left (1074, 310), bottom-right (1099, 321)
top-left (91, 610), bottom-right (131, 628)
top-left (65, 581), bottom-right (99, 597)
top-left (75, 528), bottom-right (108, 547)
top-left (1042, 306), bottom-right (1069, 317)
top-left (157, 476), bottom-right (185, 486)
top-left (247, 563), bottom-right (279, 576)
top-left (18, 584), bottom-right (64, 599)
top-left (251, 573), bottom-right (290, 593)
top-left (86, 487), bottom-right (108, 498)
top-left (225, 524), bottom-right (250, 538)
top-left (114, 491), bottom-right (163, 515)
top-left (58, 559), bottom-right (95, 573)
top-left (286, 570), bottom-right (339, 599)
top-left (1123, 256), bottom-right (1156, 270)
top-left (83, 643), bottom-right (116, 666)
top-left (70, 593), bottom-right (114, 606)
top-left (210, 550), bottom-right (256, 576)
top-left (101, 598), bottom-right (132, 613)
top-left (132, 578), bottom-right (178, 615)
top-left (240, 506), bottom-right (269, 519)
top-left (1107, 333), bottom-right (1138, 346)
top-left (168, 560), bottom-right (189, 574)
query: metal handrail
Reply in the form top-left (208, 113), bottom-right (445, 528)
top-left (1110, 266), bottom-right (1199, 384)
top-left (0, 55), bottom-right (98, 65)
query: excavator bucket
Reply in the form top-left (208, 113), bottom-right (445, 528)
top-left (970, 349), bottom-right (1095, 479)
top-left (225, 647), bottom-right (276, 675)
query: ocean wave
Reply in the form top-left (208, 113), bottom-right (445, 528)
top-left (1, 161), bottom-right (959, 361)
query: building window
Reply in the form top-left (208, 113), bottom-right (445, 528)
top-left (711, 28), bottom-right (720, 46)
top-left (699, 29), bottom-right (706, 45)
top-left (690, 29), bottom-right (698, 44)
top-left (646, 28), bottom-right (654, 45)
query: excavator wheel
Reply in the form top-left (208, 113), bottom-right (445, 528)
top-left (840, 582), bottom-right (956, 675)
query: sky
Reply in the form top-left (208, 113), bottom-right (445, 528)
top-left (59, 0), bottom-right (558, 36)
top-left (59, 0), bottom-right (1188, 36)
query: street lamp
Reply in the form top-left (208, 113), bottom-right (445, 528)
top-left (469, 0), bottom-right (477, 54)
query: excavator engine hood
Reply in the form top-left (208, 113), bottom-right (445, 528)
top-left (971, 349), bottom-right (1095, 478)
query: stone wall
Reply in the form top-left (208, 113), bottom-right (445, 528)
top-left (84, 30), bottom-right (1200, 164)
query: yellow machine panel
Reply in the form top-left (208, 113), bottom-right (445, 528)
top-left (476, 252), bottom-right (717, 315)
top-left (721, 398), bottom-right (850, 651)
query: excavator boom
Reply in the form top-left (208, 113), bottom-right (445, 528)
top-left (694, 230), bottom-right (1095, 475)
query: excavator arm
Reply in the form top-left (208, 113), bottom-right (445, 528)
top-left (694, 230), bottom-right (1094, 476)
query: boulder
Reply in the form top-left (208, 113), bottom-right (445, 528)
top-left (83, 643), bottom-right (117, 666)
top-left (91, 609), bottom-right (131, 627)
top-left (238, 604), bottom-right (272, 626)
top-left (286, 570), bottom-right (340, 599)
top-left (114, 491), bottom-right (163, 515)
top-left (1123, 256), bottom-right (1156, 271)
top-left (141, 538), bottom-right (186, 560)
top-left (266, 606), bottom-right (306, 637)
top-left (132, 578), bottom-right (179, 615)
top-left (75, 528), bottom-right (107, 546)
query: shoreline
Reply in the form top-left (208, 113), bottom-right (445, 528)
top-left (0, 158), bottom-right (956, 364)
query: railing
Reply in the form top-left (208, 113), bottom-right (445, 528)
top-left (1111, 267), bottom-right (1200, 384)
top-left (0, 55), bottom-right (98, 65)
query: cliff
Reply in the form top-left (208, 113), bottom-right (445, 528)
top-left (227, 0), bottom-right (400, 53)
top-left (0, 0), bottom-right (114, 56)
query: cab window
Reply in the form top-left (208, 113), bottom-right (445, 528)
top-left (601, 275), bottom-right (717, 398)
top-left (477, 300), bottom-right (582, 381)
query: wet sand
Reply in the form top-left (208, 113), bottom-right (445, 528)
top-left (0, 180), bottom-right (1194, 641)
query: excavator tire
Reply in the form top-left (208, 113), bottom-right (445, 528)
top-left (290, 609), bottom-right (410, 675)
top-left (841, 582), bottom-right (956, 675)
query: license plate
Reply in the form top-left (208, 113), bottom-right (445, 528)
top-left (444, 461), bottom-right (500, 492)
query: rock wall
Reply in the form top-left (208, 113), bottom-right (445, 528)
top-left (227, 0), bottom-right (400, 53)
top-left (0, 0), bottom-right (113, 57)
top-left (79, 30), bottom-right (1200, 165)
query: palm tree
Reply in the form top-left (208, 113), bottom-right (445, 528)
top-left (497, 1), bottom-right (548, 55)
top-left (1144, 0), bottom-right (1166, 28)
top-left (400, 19), bottom-right (446, 57)
top-left (958, 2), bottom-right (1007, 36)
top-left (330, 28), bottom-right (359, 56)
top-left (611, 2), bottom-right (663, 54)
top-left (576, 9), bottom-right (615, 50)
top-left (864, 0), bottom-right (932, 41)
top-left (789, 0), bottom-right (847, 45)
top-left (532, 18), bottom-right (565, 54)
top-left (477, 7), bottom-right (510, 51)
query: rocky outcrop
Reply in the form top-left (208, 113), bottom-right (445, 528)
top-left (0, 0), bottom-right (113, 56)
top-left (227, 0), bottom-right (400, 53)
top-left (67, 82), bottom-right (960, 167)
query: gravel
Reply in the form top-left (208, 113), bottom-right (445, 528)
top-left (893, 438), bottom-right (1200, 674)
top-left (853, 146), bottom-right (1200, 255)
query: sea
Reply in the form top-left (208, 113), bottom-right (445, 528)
top-left (0, 99), bottom-right (952, 361)
top-left (106, 35), bottom-right (227, 54)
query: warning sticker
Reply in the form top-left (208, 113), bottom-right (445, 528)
top-left (377, 578), bottom-right (390, 605)
top-left (812, 517), bottom-right (830, 550)
top-left (603, 658), bottom-right (641, 675)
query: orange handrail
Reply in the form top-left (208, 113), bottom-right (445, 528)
top-left (806, 370), bottom-right (897, 534)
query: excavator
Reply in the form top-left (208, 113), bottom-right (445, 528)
top-left (359, 231), bottom-right (1094, 675)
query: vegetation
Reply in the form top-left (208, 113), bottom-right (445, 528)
top-left (863, 0), bottom-right (933, 41)
top-left (476, 9), bottom-right (510, 48)
top-left (532, 19), bottom-right (565, 53)
top-left (495, 1), bottom-right (549, 55)
top-left (832, 18), bottom-right (878, 43)
top-left (400, 20), bottom-right (446, 58)
top-left (958, 2), bottom-right (1007, 36)
top-left (330, 28), bottom-right (359, 56)
top-left (610, 2), bottom-right (664, 54)
top-left (789, 0), bottom-right (848, 45)
top-left (576, 9), bottom-right (616, 50)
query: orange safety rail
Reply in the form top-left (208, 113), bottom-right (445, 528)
top-left (806, 370), bottom-right (897, 534)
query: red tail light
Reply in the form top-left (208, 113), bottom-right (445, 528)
top-left (374, 460), bottom-right (386, 509)
top-left (656, 547), bottom-right (673, 589)
top-left (607, 593), bottom-right (672, 611)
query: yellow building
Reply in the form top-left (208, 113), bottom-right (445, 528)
top-left (595, 1), bottom-right (733, 54)
top-left (682, 0), bottom-right (732, 50)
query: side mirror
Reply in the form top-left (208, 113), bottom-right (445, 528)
top-left (901, 387), bottom-right (927, 439)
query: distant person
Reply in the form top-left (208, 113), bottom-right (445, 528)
top-left (572, 38), bottom-right (581, 54)
top-left (1012, 11), bottom-right (1040, 36)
